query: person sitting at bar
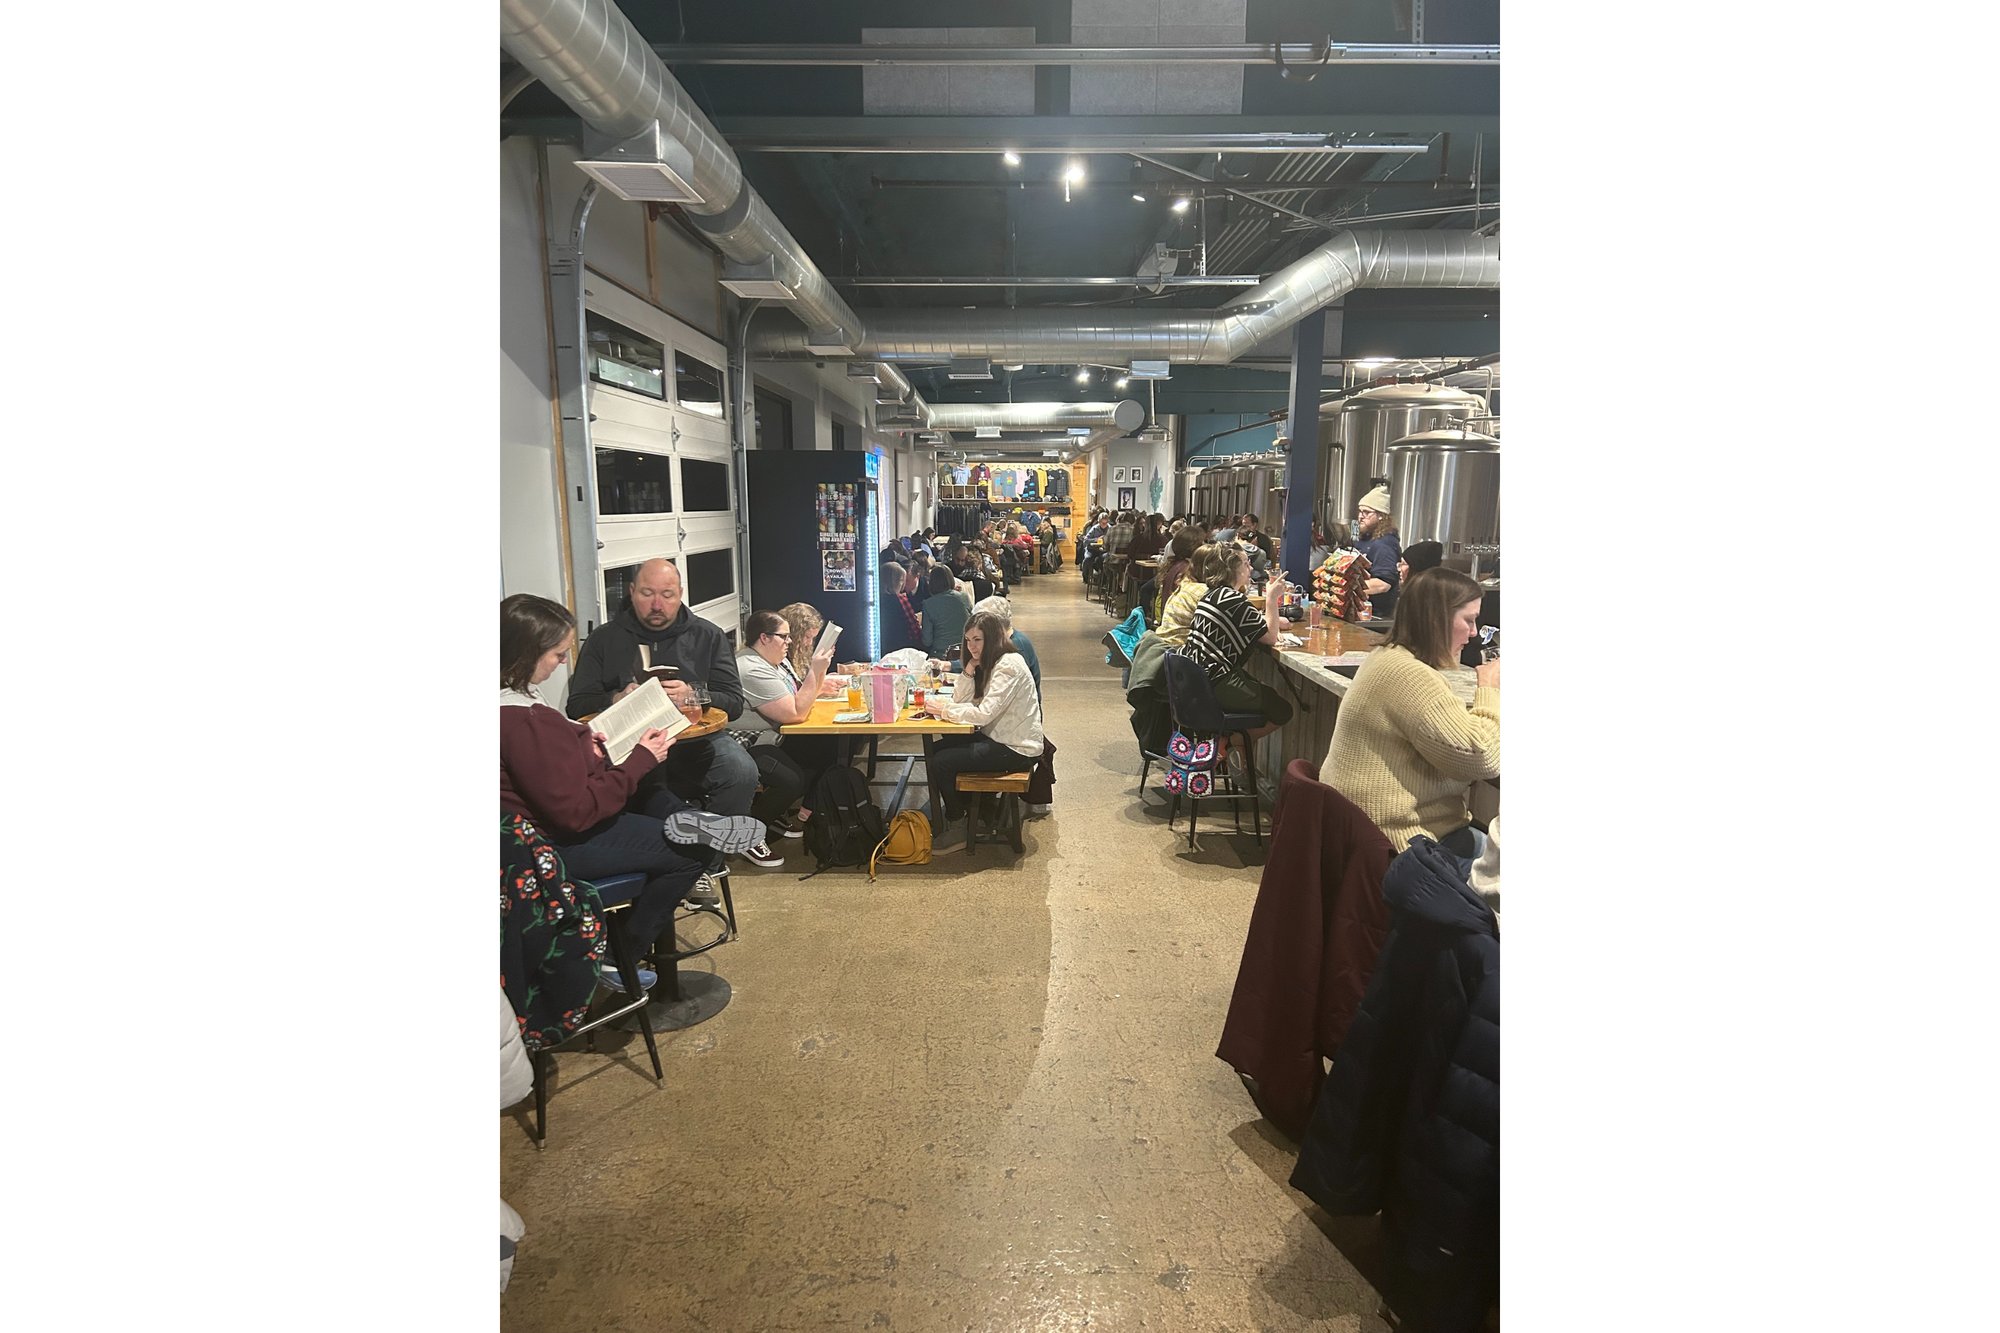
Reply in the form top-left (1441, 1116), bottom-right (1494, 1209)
top-left (1179, 546), bottom-right (1295, 765)
top-left (501, 594), bottom-right (766, 940)
top-left (1155, 529), bottom-right (1202, 621)
top-left (879, 561), bottom-right (922, 655)
top-left (1239, 512), bottom-right (1276, 566)
top-left (565, 558), bottom-right (760, 833)
top-left (1320, 566), bottom-right (1500, 856)
top-left (734, 609), bottom-right (843, 844)
top-left (1354, 485), bottom-right (1403, 617)
top-left (918, 611), bottom-right (1046, 822)
top-left (1398, 539), bottom-right (1444, 591)
top-left (921, 566), bottom-right (974, 658)
top-left (1158, 543), bottom-right (1223, 649)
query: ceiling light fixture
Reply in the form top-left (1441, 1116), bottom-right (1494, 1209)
top-left (1115, 378), bottom-right (1130, 389)
top-left (1002, 151), bottom-right (1021, 166)
top-left (1075, 369), bottom-right (1090, 383)
top-left (1063, 160), bottom-right (1085, 203)
top-left (1132, 193), bottom-right (1146, 203)
top-left (1171, 198), bottom-right (1190, 213)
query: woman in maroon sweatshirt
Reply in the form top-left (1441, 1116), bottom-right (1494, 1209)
top-left (501, 594), bottom-right (761, 959)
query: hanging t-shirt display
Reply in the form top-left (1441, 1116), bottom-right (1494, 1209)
top-left (1021, 468), bottom-right (1041, 500)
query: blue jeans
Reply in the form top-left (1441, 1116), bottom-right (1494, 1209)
top-left (556, 812), bottom-right (707, 952)
top-left (640, 734), bottom-right (759, 819)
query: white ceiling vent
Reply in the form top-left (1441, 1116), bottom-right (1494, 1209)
top-left (575, 123), bottom-right (703, 204)
top-left (720, 258), bottom-right (797, 300)
top-left (575, 159), bottom-right (702, 203)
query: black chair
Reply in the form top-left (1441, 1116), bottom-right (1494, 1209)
top-left (527, 871), bottom-right (664, 1149)
top-left (1160, 651), bottom-right (1267, 849)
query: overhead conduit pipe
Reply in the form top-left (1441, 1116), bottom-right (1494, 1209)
top-left (748, 230), bottom-right (1499, 364)
top-left (502, 0), bottom-right (1497, 387)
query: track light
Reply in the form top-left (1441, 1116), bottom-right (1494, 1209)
top-left (1002, 151), bottom-right (1021, 166)
top-left (1064, 163), bottom-right (1086, 183)
top-left (1132, 193), bottom-right (1146, 203)
top-left (1116, 378), bottom-right (1130, 389)
top-left (1171, 198), bottom-right (1191, 213)
top-left (1076, 369), bottom-right (1090, 383)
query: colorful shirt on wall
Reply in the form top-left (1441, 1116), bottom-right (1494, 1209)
top-left (1021, 469), bottom-right (1040, 500)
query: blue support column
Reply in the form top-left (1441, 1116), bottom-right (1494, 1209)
top-left (1280, 310), bottom-right (1325, 589)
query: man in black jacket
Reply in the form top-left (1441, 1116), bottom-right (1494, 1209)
top-left (566, 558), bottom-right (758, 824)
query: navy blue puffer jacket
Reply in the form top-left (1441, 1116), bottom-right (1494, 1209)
top-left (1289, 835), bottom-right (1498, 1331)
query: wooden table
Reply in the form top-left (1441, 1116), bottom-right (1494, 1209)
top-left (577, 706), bottom-right (730, 739)
top-left (780, 696), bottom-right (975, 826)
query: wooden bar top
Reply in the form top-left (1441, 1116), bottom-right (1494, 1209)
top-left (778, 696), bottom-right (976, 736)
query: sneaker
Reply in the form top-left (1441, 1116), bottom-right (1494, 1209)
top-left (597, 963), bottom-right (657, 993)
top-left (663, 810), bottom-right (767, 856)
top-left (1026, 803), bottom-right (1053, 817)
top-left (683, 873), bottom-right (722, 909)
top-left (741, 842), bottom-right (783, 868)
top-left (781, 817), bottom-right (807, 839)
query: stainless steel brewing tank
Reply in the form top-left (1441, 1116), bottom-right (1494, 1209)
top-left (1333, 383), bottom-right (1487, 523)
top-left (1315, 413), bottom-right (1345, 537)
top-left (1385, 429), bottom-right (1500, 561)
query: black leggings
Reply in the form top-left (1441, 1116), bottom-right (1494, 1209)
top-left (927, 734), bottom-right (1038, 819)
top-left (744, 734), bottom-right (847, 825)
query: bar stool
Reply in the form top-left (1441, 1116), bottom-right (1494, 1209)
top-left (529, 871), bottom-right (663, 1150)
top-left (1161, 651), bottom-right (1267, 849)
top-left (624, 872), bottom-right (737, 1032)
top-left (955, 772), bottom-right (1029, 856)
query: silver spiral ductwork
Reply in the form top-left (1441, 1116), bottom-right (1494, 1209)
top-left (501, 0), bottom-right (865, 348)
top-left (503, 0), bottom-right (1499, 372)
top-left (925, 400), bottom-right (1144, 433)
top-left (750, 231), bottom-right (1497, 364)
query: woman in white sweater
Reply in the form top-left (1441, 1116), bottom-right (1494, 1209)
top-left (918, 611), bottom-right (1045, 820)
top-left (1321, 566), bottom-right (1500, 854)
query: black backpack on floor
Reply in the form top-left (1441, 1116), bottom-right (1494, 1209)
top-left (801, 766), bottom-right (884, 877)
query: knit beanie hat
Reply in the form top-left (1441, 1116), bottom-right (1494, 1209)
top-left (1358, 485), bottom-right (1392, 514)
top-left (1402, 540), bottom-right (1444, 573)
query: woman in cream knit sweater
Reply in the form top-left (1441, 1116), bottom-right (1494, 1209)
top-left (1321, 567), bottom-right (1500, 852)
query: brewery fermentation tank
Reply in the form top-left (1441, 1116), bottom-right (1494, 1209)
top-left (1329, 383), bottom-right (1487, 527)
top-left (1385, 429), bottom-right (1500, 573)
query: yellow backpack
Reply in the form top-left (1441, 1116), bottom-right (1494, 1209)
top-left (869, 811), bottom-right (933, 880)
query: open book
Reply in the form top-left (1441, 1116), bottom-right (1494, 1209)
top-left (591, 676), bottom-right (691, 764)
top-left (814, 619), bottom-right (843, 661)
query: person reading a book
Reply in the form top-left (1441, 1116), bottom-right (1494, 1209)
top-left (733, 609), bottom-right (844, 841)
top-left (501, 594), bottom-right (766, 946)
top-left (564, 558), bottom-right (760, 842)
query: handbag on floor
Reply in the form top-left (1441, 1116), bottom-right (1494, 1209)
top-left (869, 810), bottom-right (933, 880)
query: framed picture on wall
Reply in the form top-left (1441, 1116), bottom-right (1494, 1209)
top-left (1117, 486), bottom-right (1137, 509)
top-left (1112, 467), bottom-right (1127, 483)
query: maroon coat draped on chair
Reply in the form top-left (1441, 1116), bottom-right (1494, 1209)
top-left (1216, 759), bottom-right (1395, 1140)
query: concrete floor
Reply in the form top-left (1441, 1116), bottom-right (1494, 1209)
top-left (501, 566), bottom-right (1389, 1332)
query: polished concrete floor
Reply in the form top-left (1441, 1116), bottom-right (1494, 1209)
top-left (501, 564), bottom-right (1390, 1332)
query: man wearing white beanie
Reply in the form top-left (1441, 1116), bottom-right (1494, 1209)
top-left (1354, 484), bottom-right (1403, 617)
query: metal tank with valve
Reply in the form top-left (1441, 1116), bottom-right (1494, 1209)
top-left (1385, 428), bottom-right (1501, 577)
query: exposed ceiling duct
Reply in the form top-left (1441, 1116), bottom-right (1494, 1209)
top-left (924, 401), bottom-right (1145, 434)
top-left (502, 0), bottom-right (1498, 387)
top-left (748, 230), bottom-right (1498, 364)
top-left (500, 0), bottom-right (867, 353)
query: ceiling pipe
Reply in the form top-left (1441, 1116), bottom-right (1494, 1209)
top-left (749, 230), bottom-right (1498, 365)
top-left (653, 43), bottom-right (1499, 67)
top-left (924, 401), bottom-right (1144, 433)
top-left (500, 0), bottom-right (868, 351)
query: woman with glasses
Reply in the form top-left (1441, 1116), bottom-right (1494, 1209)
top-left (735, 609), bottom-right (841, 846)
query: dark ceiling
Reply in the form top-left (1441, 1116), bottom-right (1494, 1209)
top-left (503, 0), bottom-right (1499, 408)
